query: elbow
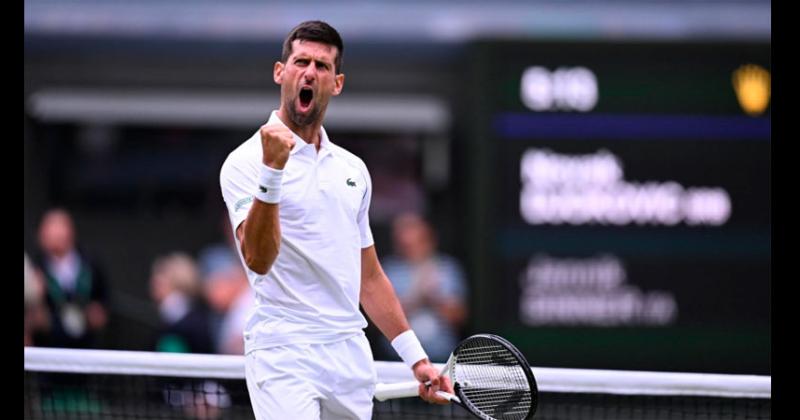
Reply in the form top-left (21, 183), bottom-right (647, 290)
top-left (243, 248), bottom-right (274, 275)
top-left (245, 255), bottom-right (270, 275)
top-left (239, 233), bottom-right (279, 275)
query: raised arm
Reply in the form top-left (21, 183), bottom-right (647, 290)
top-left (237, 124), bottom-right (295, 275)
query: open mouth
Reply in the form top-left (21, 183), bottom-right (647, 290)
top-left (299, 87), bottom-right (314, 110)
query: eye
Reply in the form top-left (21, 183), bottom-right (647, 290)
top-left (295, 58), bottom-right (310, 66)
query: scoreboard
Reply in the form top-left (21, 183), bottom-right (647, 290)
top-left (462, 41), bottom-right (770, 373)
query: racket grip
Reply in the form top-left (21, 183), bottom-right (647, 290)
top-left (374, 381), bottom-right (421, 401)
top-left (436, 390), bottom-right (461, 404)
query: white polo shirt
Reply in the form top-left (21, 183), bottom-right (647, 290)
top-left (220, 111), bottom-right (374, 355)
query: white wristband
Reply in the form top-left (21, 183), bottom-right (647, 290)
top-left (391, 330), bottom-right (428, 369)
top-left (255, 164), bottom-right (283, 204)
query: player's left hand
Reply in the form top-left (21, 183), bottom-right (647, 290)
top-left (412, 359), bottom-right (454, 405)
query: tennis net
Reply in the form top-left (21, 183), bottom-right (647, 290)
top-left (24, 347), bottom-right (770, 419)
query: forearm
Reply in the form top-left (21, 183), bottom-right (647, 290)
top-left (360, 271), bottom-right (410, 341)
top-left (361, 246), bottom-right (429, 370)
top-left (236, 122), bottom-right (294, 275)
top-left (240, 200), bottom-right (281, 275)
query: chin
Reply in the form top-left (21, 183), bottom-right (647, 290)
top-left (290, 107), bottom-right (320, 127)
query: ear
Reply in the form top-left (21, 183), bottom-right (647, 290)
top-left (273, 61), bottom-right (284, 85)
top-left (332, 73), bottom-right (345, 96)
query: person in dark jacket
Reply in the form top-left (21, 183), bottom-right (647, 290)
top-left (32, 208), bottom-right (109, 349)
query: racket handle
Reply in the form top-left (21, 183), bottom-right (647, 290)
top-left (436, 390), bottom-right (462, 404)
top-left (374, 381), bottom-right (419, 401)
top-left (374, 382), bottom-right (462, 404)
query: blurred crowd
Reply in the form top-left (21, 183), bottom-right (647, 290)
top-left (25, 209), bottom-right (108, 349)
top-left (25, 208), bottom-right (468, 361)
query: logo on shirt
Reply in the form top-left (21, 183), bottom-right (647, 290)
top-left (259, 185), bottom-right (268, 193)
top-left (234, 197), bottom-right (253, 212)
top-left (346, 178), bottom-right (357, 187)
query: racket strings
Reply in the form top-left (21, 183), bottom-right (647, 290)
top-left (453, 337), bottom-right (533, 420)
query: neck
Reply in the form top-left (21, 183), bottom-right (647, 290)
top-left (49, 248), bottom-right (75, 262)
top-left (406, 251), bottom-right (434, 264)
top-left (160, 292), bottom-right (191, 324)
top-left (276, 108), bottom-right (323, 150)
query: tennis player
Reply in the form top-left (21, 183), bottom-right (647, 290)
top-left (220, 20), bottom-right (453, 419)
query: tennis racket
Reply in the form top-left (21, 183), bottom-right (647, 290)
top-left (375, 334), bottom-right (538, 420)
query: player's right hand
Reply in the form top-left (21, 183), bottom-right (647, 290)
top-left (260, 124), bottom-right (296, 170)
top-left (413, 359), bottom-right (453, 405)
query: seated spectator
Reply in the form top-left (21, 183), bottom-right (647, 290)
top-left (378, 212), bottom-right (468, 362)
top-left (198, 245), bottom-right (253, 355)
top-left (149, 252), bottom-right (214, 354)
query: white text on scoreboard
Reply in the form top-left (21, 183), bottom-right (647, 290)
top-left (519, 148), bottom-right (732, 226)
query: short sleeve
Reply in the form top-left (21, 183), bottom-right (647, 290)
top-left (220, 152), bottom-right (258, 239)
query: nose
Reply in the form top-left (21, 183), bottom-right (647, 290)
top-left (303, 67), bottom-right (317, 84)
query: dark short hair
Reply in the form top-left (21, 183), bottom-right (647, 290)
top-left (281, 21), bottom-right (344, 74)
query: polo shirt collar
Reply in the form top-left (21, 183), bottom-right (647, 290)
top-left (318, 125), bottom-right (334, 157)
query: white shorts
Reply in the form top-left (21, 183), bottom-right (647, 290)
top-left (244, 334), bottom-right (377, 420)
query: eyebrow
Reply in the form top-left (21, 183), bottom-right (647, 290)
top-left (294, 56), bottom-right (332, 67)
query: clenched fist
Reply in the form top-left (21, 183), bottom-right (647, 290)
top-left (260, 124), bottom-right (296, 170)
